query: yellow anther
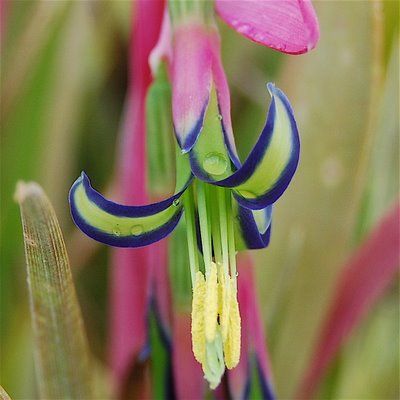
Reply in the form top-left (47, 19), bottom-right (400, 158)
top-left (218, 266), bottom-right (230, 341)
top-left (191, 271), bottom-right (206, 364)
top-left (205, 262), bottom-right (218, 342)
top-left (223, 278), bottom-right (241, 369)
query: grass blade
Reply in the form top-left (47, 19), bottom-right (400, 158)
top-left (0, 385), bottom-right (11, 400)
top-left (14, 182), bottom-right (94, 399)
top-left (297, 200), bottom-right (400, 399)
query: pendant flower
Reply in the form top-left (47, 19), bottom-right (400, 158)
top-left (69, 78), bottom-right (298, 386)
top-left (69, 0), bottom-right (317, 390)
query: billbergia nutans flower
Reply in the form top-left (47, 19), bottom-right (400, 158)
top-left (69, 0), bottom-right (319, 390)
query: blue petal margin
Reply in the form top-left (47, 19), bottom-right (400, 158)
top-left (191, 83), bottom-right (300, 210)
top-left (256, 357), bottom-right (275, 400)
top-left (176, 103), bottom-right (208, 154)
top-left (69, 172), bottom-right (190, 248)
top-left (237, 205), bottom-right (272, 249)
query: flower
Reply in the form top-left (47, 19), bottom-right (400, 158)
top-left (69, 0), bottom-right (314, 390)
top-left (69, 78), bottom-right (298, 386)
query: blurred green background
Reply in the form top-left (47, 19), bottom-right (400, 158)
top-left (1, 1), bottom-right (398, 399)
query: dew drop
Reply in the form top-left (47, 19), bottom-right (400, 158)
top-left (202, 152), bottom-right (228, 176)
top-left (216, 114), bottom-right (223, 121)
top-left (131, 225), bottom-right (143, 235)
top-left (173, 198), bottom-right (180, 207)
top-left (237, 23), bottom-right (251, 35)
top-left (112, 226), bottom-right (121, 236)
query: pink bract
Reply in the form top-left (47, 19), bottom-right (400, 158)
top-left (172, 23), bottom-right (212, 152)
top-left (297, 201), bottom-right (400, 399)
top-left (110, 0), bottom-right (165, 392)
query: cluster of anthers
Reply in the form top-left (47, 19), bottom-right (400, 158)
top-left (183, 179), bottom-right (242, 388)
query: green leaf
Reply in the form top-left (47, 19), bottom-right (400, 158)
top-left (356, 38), bottom-right (399, 238)
top-left (149, 311), bottom-right (170, 400)
top-left (15, 182), bottom-right (95, 399)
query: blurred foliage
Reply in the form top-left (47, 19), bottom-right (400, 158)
top-left (1, 1), bottom-right (398, 399)
top-left (15, 182), bottom-right (94, 398)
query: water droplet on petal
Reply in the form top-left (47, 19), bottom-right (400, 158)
top-left (113, 226), bottom-right (121, 236)
top-left (216, 114), bottom-right (223, 121)
top-left (131, 225), bottom-right (143, 235)
top-left (203, 152), bottom-right (228, 176)
top-left (173, 198), bottom-right (180, 207)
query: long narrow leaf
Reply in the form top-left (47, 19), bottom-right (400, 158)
top-left (15, 182), bottom-right (94, 398)
top-left (297, 200), bottom-right (400, 399)
top-left (0, 385), bottom-right (11, 400)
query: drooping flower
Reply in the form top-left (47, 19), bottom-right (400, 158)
top-left (70, 81), bottom-right (298, 388)
top-left (69, 0), bottom-right (318, 390)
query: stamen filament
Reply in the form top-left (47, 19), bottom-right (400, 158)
top-left (184, 187), bottom-right (199, 284)
top-left (226, 191), bottom-right (237, 288)
top-left (210, 186), bottom-right (222, 265)
top-left (197, 181), bottom-right (212, 275)
top-left (217, 187), bottom-right (229, 277)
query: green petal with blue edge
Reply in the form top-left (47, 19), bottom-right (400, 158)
top-left (69, 151), bottom-right (192, 248)
top-left (190, 83), bottom-right (300, 210)
top-left (233, 201), bottom-right (272, 250)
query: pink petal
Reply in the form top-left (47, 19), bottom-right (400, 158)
top-left (228, 254), bottom-right (274, 398)
top-left (172, 312), bottom-right (205, 399)
top-left (150, 238), bottom-right (172, 332)
top-left (149, 9), bottom-right (172, 77)
top-left (215, 0), bottom-right (320, 54)
top-left (297, 200), bottom-right (400, 399)
top-left (109, 248), bottom-right (152, 392)
top-left (209, 30), bottom-right (240, 166)
top-left (109, 0), bottom-right (165, 392)
top-left (172, 23), bottom-right (212, 152)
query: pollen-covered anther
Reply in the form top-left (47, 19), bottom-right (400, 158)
top-left (217, 265), bottom-right (230, 341)
top-left (191, 271), bottom-right (206, 364)
top-left (205, 262), bottom-right (219, 342)
top-left (223, 278), bottom-right (241, 369)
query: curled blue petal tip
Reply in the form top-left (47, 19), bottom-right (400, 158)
top-left (68, 172), bottom-right (187, 248)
